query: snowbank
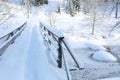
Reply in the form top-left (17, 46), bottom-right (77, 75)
top-left (64, 36), bottom-right (118, 62)
top-left (92, 51), bottom-right (117, 62)
top-left (0, 35), bottom-right (9, 45)
top-left (65, 36), bottom-right (106, 51)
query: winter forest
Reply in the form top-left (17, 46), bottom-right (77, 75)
top-left (0, 0), bottom-right (120, 80)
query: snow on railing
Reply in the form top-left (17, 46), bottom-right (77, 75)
top-left (0, 21), bottom-right (27, 56)
top-left (40, 21), bottom-right (64, 68)
top-left (40, 21), bottom-right (84, 80)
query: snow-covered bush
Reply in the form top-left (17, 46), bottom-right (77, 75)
top-left (92, 51), bottom-right (117, 62)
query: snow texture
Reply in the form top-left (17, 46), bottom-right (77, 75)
top-left (0, 0), bottom-right (120, 80)
top-left (98, 77), bottom-right (120, 80)
top-left (92, 51), bottom-right (117, 62)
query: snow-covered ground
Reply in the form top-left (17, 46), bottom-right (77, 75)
top-left (0, 1), bottom-right (27, 35)
top-left (38, 0), bottom-right (120, 80)
top-left (98, 77), bottom-right (120, 80)
top-left (0, 1), bottom-right (27, 47)
top-left (0, 0), bottom-right (120, 80)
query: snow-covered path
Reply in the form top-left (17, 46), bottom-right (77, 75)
top-left (0, 6), bottom-right (67, 80)
top-left (0, 18), bottom-right (33, 80)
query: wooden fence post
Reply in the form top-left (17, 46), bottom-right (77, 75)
top-left (57, 37), bottom-right (64, 68)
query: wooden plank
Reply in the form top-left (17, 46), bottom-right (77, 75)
top-left (62, 46), bottom-right (72, 80)
top-left (62, 39), bottom-right (84, 69)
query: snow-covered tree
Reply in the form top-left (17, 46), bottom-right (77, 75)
top-left (22, 0), bottom-right (31, 17)
top-left (35, 0), bottom-right (48, 6)
top-left (65, 0), bottom-right (81, 16)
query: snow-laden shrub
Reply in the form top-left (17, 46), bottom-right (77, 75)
top-left (85, 42), bottom-right (106, 51)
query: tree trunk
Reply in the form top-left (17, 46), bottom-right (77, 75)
top-left (92, 12), bottom-right (96, 35)
top-left (115, 0), bottom-right (119, 18)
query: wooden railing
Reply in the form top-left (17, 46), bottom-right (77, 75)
top-left (40, 21), bottom-right (84, 80)
top-left (0, 22), bottom-right (27, 56)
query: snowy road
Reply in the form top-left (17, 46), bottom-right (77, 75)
top-left (0, 15), bottom-right (67, 80)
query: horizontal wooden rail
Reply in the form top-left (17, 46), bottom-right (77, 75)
top-left (40, 21), bottom-right (63, 38)
top-left (0, 22), bottom-right (27, 39)
top-left (0, 22), bottom-right (27, 56)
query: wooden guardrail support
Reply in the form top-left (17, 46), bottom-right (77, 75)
top-left (0, 22), bottom-right (27, 56)
top-left (57, 37), bottom-right (64, 68)
top-left (39, 21), bottom-right (84, 80)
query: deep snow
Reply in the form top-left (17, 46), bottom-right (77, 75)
top-left (37, 0), bottom-right (120, 80)
top-left (0, 0), bottom-right (120, 80)
top-left (98, 77), bottom-right (120, 80)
